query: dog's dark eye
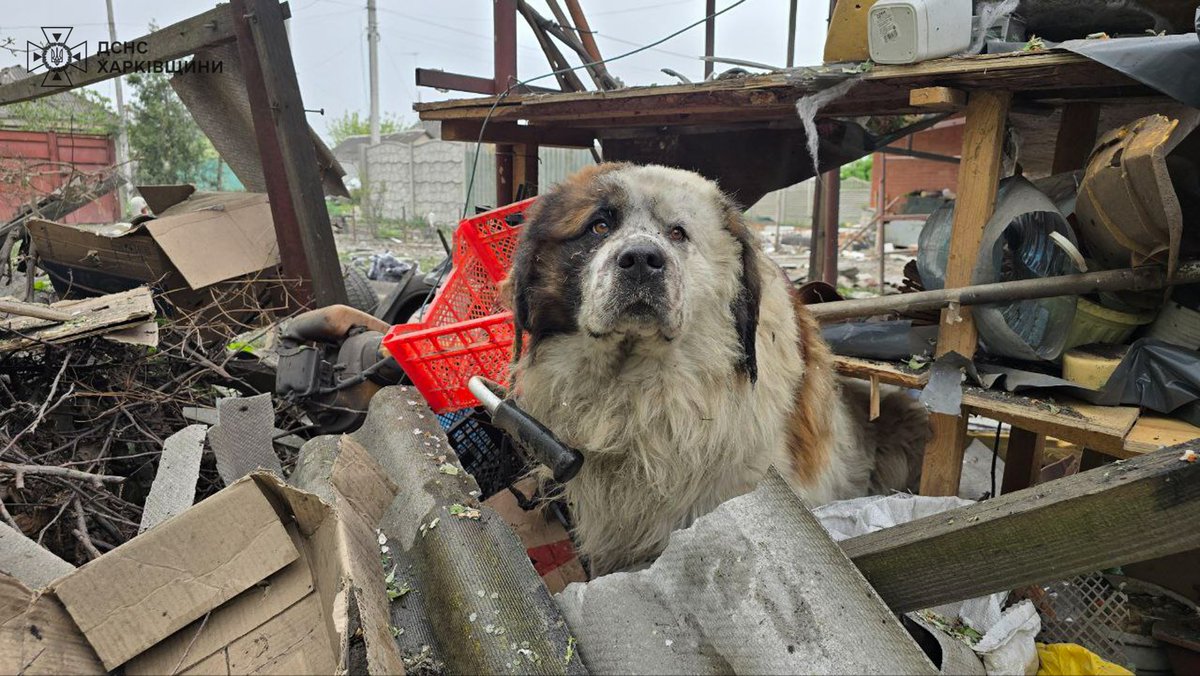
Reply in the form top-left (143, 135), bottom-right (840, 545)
top-left (668, 226), bottom-right (688, 242)
top-left (591, 221), bottom-right (610, 236)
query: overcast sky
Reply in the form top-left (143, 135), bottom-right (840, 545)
top-left (2, 1), bottom-right (829, 142)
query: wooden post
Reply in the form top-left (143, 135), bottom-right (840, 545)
top-left (494, 0), bottom-right (518, 206)
top-left (1001, 426), bottom-right (1046, 493)
top-left (233, 0), bottom-right (347, 307)
top-left (919, 90), bottom-right (1012, 496)
top-left (807, 179), bottom-right (825, 282)
top-left (514, 143), bottom-right (539, 197)
top-left (876, 153), bottom-right (886, 294)
top-left (820, 171), bottom-right (840, 286)
top-left (1051, 103), bottom-right (1101, 175)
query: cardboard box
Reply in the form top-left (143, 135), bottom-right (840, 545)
top-left (2, 437), bottom-right (404, 674)
top-left (27, 184), bottom-right (281, 304)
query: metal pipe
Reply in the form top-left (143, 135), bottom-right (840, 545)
top-left (280, 304), bottom-right (391, 344)
top-left (808, 262), bottom-right (1200, 322)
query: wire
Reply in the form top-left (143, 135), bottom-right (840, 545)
top-left (460, 0), bottom-right (750, 219)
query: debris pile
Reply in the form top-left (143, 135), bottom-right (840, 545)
top-left (0, 282), bottom-right (309, 568)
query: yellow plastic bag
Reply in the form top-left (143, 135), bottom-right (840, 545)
top-left (1036, 643), bottom-right (1132, 675)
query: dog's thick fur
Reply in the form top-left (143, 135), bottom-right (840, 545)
top-left (505, 164), bottom-right (928, 576)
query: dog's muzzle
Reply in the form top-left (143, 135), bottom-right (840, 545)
top-left (616, 243), bottom-right (666, 283)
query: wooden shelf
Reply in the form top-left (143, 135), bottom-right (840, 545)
top-left (835, 357), bottom-right (1166, 459)
top-left (417, 50), bottom-right (1154, 137)
top-left (961, 390), bottom-right (1140, 459)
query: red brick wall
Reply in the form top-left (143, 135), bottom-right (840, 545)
top-left (870, 118), bottom-right (964, 212)
top-left (0, 130), bottom-right (119, 224)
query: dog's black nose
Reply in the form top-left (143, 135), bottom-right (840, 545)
top-left (616, 244), bottom-right (666, 280)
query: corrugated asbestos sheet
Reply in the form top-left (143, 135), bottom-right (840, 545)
top-left (292, 386), bottom-right (586, 675)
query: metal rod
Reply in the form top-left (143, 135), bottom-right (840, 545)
top-left (808, 262), bottom-right (1200, 322)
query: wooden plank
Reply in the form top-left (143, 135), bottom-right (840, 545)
top-left (439, 120), bottom-right (595, 148)
top-left (920, 90), bottom-right (1011, 497)
top-left (844, 441), bottom-right (1200, 612)
top-left (0, 4), bottom-right (243, 106)
top-left (961, 391), bottom-right (1140, 457)
top-left (1000, 427), bottom-right (1045, 493)
top-left (833, 355), bottom-right (930, 389)
top-left (1124, 415), bottom-right (1200, 456)
top-left (514, 143), bottom-right (539, 197)
top-left (0, 287), bottom-right (155, 353)
top-left (1051, 102), bottom-right (1101, 174)
top-left (909, 86), bottom-right (966, 111)
top-left (414, 51), bottom-right (1144, 126)
top-left (415, 69), bottom-right (496, 95)
top-left (233, 0), bottom-right (346, 307)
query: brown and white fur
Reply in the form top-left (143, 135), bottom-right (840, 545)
top-left (504, 163), bottom-right (927, 576)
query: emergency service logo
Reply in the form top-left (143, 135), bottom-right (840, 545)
top-left (26, 27), bottom-right (87, 87)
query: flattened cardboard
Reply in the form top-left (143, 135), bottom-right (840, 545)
top-left (52, 479), bottom-right (299, 670)
top-left (223, 593), bottom-right (336, 675)
top-left (143, 194), bottom-right (278, 289)
top-left (125, 525), bottom-right (316, 675)
top-left (26, 218), bottom-right (175, 283)
top-left (0, 574), bottom-right (104, 675)
top-left (27, 188), bottom-right (280, 293)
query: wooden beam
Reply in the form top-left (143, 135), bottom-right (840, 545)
top-left (515, 0), bottom-right (586, 92)
top-left (495, 0), bottom-right (518, 207)
top-left (439, 120), bottom-right (594, 148)
top-left (233, 0), bottom-right (346, 306)
top-left (844, 441), bottom-right (1200, 613)
top-left (1051, 102), bottom-right (1101, 174)
top-left (414, 52), bottom-right (1145, 124)
top-left (833, 356), bottom-right (930, 389)
top-left (909, 86), bottom-right (967, 111)
top-left (0, 4), bottom-right (248, 106)
top-left (1001, 427), bottom-right (1045, 494)
top-left (514, 143), bottom-right (539, 198)
top-left (415, 69), bottom-right (496, 95)
top-left (920, 90), bottom-right (1011, 497)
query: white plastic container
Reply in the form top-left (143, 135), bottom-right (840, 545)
top-left (868, 0), bottom-right (973, 65)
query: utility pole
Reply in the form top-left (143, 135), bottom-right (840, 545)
top-left (367, 0), bottom-right (380, 145)
top-left (104, 0), bottom-right (132, 213)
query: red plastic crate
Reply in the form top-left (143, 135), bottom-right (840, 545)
top-left (382, 199), bottom-right (534, 413)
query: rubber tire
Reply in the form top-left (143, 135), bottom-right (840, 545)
top-left (342, 265), bottom-right (378, 314)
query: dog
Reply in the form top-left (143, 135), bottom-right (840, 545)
top-left (504, 163), bottom-right (928, 576)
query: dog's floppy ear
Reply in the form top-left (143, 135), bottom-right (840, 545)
top-left (723, 204), bottom-right (762, 384)
top-left (506, 245), bottom-right (533, 366)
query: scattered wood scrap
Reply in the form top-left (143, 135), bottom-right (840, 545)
top-left (0, 287), bottom-right (156, 353)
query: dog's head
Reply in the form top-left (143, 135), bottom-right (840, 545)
top-left (507, 163), bottom-right (761, 382)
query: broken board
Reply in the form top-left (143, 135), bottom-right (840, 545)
top-left (0, 287), bottom-right (155, 353)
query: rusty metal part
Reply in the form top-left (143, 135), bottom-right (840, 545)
top-left (280, 304), bottom-right (390, 345)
